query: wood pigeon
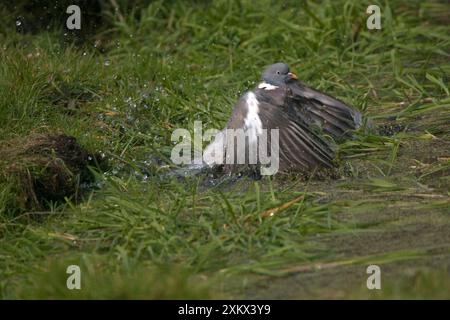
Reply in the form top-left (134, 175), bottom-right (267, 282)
top-left (203, 62), bottom-right (362, 175)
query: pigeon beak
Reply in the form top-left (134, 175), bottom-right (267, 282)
top-left (288, 72), bottom-right (298, 80)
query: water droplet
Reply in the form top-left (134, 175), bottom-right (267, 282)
top-left (104, 59), bottom-right (111, 66)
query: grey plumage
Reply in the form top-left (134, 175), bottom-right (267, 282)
top-left (205, 62), bottom-right (363, 175)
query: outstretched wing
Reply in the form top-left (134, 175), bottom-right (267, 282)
top-left (287, 82), bottom-right (362, 139)
top-left (257, 99), bottom-right (335, 171)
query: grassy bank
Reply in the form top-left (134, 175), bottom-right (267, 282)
top-left (0, 0), bottom-right (449, 299)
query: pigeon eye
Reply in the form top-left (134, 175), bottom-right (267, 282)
top-left (276, 71), bottom-right (280, 75)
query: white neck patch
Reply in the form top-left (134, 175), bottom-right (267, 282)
top-left (244, 92), bottom-right (263, 143)
top-left (258, 82), bottom-right (279, 90)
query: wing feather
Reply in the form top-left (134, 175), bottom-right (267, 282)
top-left (288, 82), bottom-right (362, 139)
top-left (257, 100), bottom-right (335, 170)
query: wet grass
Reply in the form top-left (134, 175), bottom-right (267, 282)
top-left (0, 0), bottom-right (449, 299)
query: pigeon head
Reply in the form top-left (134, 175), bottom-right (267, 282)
top-left (261, 62), bottom-right (298, 86)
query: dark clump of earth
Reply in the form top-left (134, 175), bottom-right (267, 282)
top-left (0, 133), bottom-right (106, 214)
